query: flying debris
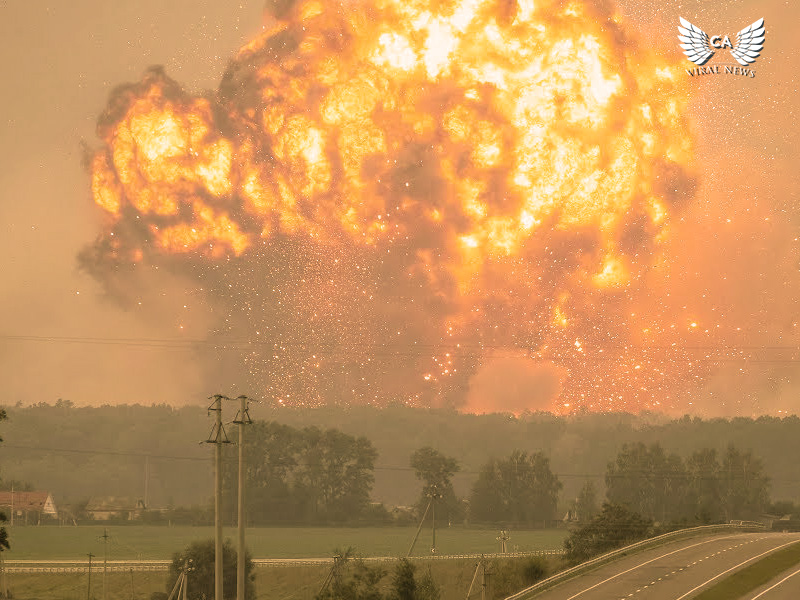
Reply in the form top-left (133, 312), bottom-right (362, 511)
top-left (83, 0), bottom-right (697, 413)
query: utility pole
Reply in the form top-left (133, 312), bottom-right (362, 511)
top-left (205, 395), bottom-right (231, 600)
top-left (406, 499), bottom-right (432, 557)
top-left (144, 455), bottom-right (150, 510)
top-left (181, 559), bottom-right (193, 600)
top-left (481, 560), bottom-right (492, 600)
top-left (431, 493), bottom-right (436, 554)
top-left (497, 530), bottom-right (509, 554)
top-left (430, 485), bottom-right (441, 554)
top-left (101, 528), bottom-right (110, 600)
top-left (87, 553), bottom-right (95, 600)
top-left (233, 395), bottom-right (253, 600)
top-left (465, 557), bottom-right (482, 600)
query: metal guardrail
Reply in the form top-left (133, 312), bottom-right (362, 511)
top-left (4, 550), bottom-right (564, 573)
top-left (504, 522), bottom-right (767, 600)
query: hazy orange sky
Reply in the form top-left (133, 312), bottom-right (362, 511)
top-left (0, 0), bottom-right (797, 415)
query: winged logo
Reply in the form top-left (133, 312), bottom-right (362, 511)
top-left (678, 17), bottom-right (714, 65)
top-left (678, 17), bottom-right (765, 67)
top-left (730, 18), bottom-right (766, 66)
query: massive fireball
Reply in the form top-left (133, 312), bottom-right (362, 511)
top-left (84, 0), bottom-right (697, 412)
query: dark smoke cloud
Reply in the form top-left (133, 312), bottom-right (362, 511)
top-left (75, 0), bottom-right (799, 416)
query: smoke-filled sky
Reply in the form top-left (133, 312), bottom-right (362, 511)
top-left (0, 0), bottom-right (797, 416)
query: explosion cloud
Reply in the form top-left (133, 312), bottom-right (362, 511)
top-left (83, 0), bottom-right (699, 412)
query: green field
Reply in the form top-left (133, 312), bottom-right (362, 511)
top-left (4, 556), bottom-right (566, 600)
top-left (4, 525), bottom-right (567, 560)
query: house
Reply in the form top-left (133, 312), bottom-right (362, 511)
top-left (0, 491), bottom-right (58, 525)
top-left (85, 496), bottom-right (146, 521)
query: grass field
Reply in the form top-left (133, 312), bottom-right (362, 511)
top-left (5, 525), bottom-right (568, 560)
top-left (5, 556), bottom-right (566, 600)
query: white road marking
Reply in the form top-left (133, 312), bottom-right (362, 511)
top-left (674, 539), bottom-right (800, 600)
top-left (748, 565), bottom-right (800, 600)
top-left (562, 537), bottom-right (735, 600)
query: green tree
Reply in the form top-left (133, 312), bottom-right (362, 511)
top-left (492, 556), bottom-right (548, 598)
top-left (720, 445), bottom-right (769, 521)
top-left (416, 568), bottom-right (440, 600)
top-left (605, 443), bottom-right (686, 522)
top-left (298, 427), bottom-right (378, 522)
top-left (224, 422), bottom-right (377, 524)
top-left (563, 503), bottom-right (653, 564)
top-left (164, 539), bottom-right (254, 600)
top-left (316, 551), bottom-right (385, 600)
top-left (223, 421), bottom-right (303, 524)
top-left (469, 450), bottom-right (562, 526)
top-left (575, 481), bottom-right (598, 523)
top-left (391, 559), bottom-right (417, 600)
top-left (685, 448), bottom-right (723, 523)
top-left (410, 447), bottom-right (462, 523)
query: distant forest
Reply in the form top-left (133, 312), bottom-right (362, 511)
top-left (3, 401), bottom-right (800, 519)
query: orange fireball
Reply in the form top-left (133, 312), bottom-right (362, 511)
top-left (87, 0), bottom-right (696, 412)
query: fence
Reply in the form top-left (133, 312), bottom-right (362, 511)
top-left (3, 549), bottom-right (564, 573)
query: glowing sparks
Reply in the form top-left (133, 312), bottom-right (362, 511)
top-left (85, 0), bottom-right (696, 412)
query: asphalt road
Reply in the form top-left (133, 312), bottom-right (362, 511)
top-left (741, 563), bottom-right (800, 599)
top-left (528, 532), bottom-right (800, 600)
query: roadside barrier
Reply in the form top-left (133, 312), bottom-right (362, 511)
top-left (504, 522), bottom-right (767, 600)
top-left (4, 549), bottom-right (564, 573)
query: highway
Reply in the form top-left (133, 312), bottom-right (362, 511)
top-left (527, 532), bottom-right (800, 600)
top-left (742, 564), bottom-right (800, 600)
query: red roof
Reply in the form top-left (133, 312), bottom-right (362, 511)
top-left (0, 491), bottom-right (53, 511)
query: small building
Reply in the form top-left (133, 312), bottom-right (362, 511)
top-left (0, 491), bottom-right (58, 525)
top-left (86, 497), bottom-right (146, 521)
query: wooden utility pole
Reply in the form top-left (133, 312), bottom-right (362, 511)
top-left (206, 395), bottom-right (231, 600)
top-left (182, 560), bottom-right (191, 600)
top-left (430, 485), bottom-right (441, 554)
top-left (87, 553), bottom-right (95, 600)
top-left (431, 494), bottom-right (436, 554)
top-left (481, 560), bottom-right (492, 600)
top-left (101, 528), bottom-right (110, 600)
top-left (233, 395), bottom-right (252, 600)
top-left (465, 558), bottom-right (481, 600)
top-left (144, 455), bottom-right (150, 510)
top-left (406, 499), bottom-right (432, 557)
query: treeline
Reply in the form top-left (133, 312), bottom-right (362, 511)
top-left (214, 417), bottom-right (567, 526)
top-left (218, 422), bottom-right (770, 527)
top-left (606, 442), bottom-right (769, 523)
top-left (221, 422), bottom-right (377, 524)
top-left (3, 402), bottom-right (800, 516)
